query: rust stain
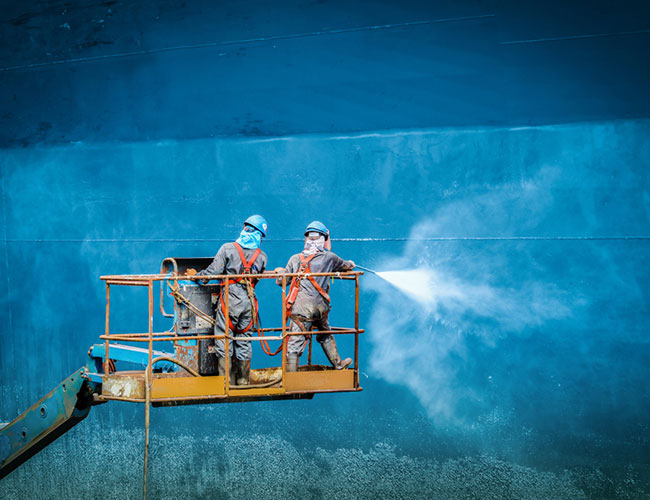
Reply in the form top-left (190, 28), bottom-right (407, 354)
top-left (103, 372), bottom-right (145, 399)
top-left (173, 345), bottom-right (198, 376)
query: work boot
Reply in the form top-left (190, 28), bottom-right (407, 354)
top-left (217, 357), bottom-right (236, 385)
top-left (286, 353), bottom-right (299, 372)
top-left (217, 357), bottom-right (226, 376)
top-left (236, 359), bottom-right (251, 386)
top-left (321, 337), bottom-right (352, 370)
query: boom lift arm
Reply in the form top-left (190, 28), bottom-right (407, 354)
top-left (0, 368), bottom-right (99, 479)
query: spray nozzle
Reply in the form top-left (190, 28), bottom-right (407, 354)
top-left (355, 265), bottom-right (378, 275)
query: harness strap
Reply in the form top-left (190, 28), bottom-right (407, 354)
top-left (306, 275), bottom-right (330, 303)
top-left (285, 253), bottom-right (330, 316)
top-left (299, 254), bottom-right (331, 303)
top-left (285, 254), bottom-right (314, 315)
top-left (220, 242), bottom-right (262, 334)
top-left (227, 242), bottom-right (262, 285)
top-left (219, 293), bottom-right (255, 334)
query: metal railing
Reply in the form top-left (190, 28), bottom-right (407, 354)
top-left (99, 270), bottom-right (364, 394)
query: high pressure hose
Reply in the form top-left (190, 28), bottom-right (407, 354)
top-left (354, 264), bottom-right (378, 275)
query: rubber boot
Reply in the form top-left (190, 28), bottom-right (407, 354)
top-left (217, 357), bottom-right (226, 376)
top-left (236, 359), bottom-right (251, 386)
top-left (321, 337), bottom-right (352, 370)
top-left (286, 353), bottom-right (299, 372)
top-left (218, 357), bottom-right (236, 385)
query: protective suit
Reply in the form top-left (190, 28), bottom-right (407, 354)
top-left (195, 220), bottom-right (267, 384)
top-left (277, 223), bottom-right (354, 371)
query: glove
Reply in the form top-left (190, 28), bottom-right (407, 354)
top-left (185, 268), bottom-right (197, 277)
top-left (273, 267), bottom-right (287, 286)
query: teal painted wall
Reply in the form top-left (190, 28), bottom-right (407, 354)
top-left (1, 120), bottom-right (649, 498)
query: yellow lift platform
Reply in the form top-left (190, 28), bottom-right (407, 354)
top-left (99, 257), bottom-right (364, 406)
top-left (0, 257), bottom-right (364, 481)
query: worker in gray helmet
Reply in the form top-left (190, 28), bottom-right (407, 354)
top-left (274, 221), bottom-right (355, 372)
top-left (188, 215), bottom-right (268, 385)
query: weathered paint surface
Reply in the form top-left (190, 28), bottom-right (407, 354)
top-left (1, 1), bottom-right (649, 146)
top-left (102, 372), bottom-right (146, 400)
top-left (1, 0), bottom-right (649, 498)
top-left (1, 120), bottom-right (648, 499)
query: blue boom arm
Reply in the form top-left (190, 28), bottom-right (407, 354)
top-left (0, 368), bottom-right (98, 479)
top-left (0, 342), bottom-right (177, 479)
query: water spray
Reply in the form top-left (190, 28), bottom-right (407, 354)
top-left (356, 264), bottom-right (435, 305)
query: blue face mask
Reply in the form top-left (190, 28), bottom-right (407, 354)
top-left (236, 228), bottom-right (262, 249)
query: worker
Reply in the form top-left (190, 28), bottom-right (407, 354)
top-left (275, 221), bottom-right (354, 372)
top-left (189, 215), bottom-right (268, 385)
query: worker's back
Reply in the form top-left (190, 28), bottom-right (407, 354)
top-left (197, 242), bottom-right (267, 305)
top-left (285, 250), bottom-right (353, 317)
top-left (218, 242), bottom-right (268, 277)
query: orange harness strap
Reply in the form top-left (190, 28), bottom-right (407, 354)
top-left (306, 275), bottom-right (330, 303)
top-left (286, 253), bottom-right (331, 316)
top-left (300, 254), bottom-right (331, 303)
top-left (219, 242), bottom-right (262, 334)
top-left (231, 243), bottom-right (284, 355)
top-left (230, 243), bottom-right (261, 283)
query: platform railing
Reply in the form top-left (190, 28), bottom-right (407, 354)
top-left (99, 271), bottom-right (364, 394)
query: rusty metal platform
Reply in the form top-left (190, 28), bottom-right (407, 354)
top-left (100, 365), bottom-right (359, 406)
top-left (0, 259), bottom-right (365, 481)
top-left (96, 261), bottom-right (364, 404)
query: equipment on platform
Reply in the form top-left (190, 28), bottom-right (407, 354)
top-left (0, 257), bottom-right (364, 488)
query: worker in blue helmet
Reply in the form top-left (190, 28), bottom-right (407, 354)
top-left (274, 221), bottom-right (355, 372)
top-left (189, 215), bottom-right (268, 385)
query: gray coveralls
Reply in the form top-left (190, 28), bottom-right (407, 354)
top-left (281, 250), bottom-right (354, 355)
top-left (196, 242), bottom-right (267, 361)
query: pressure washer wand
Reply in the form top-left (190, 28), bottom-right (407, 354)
top-left (354, 264), bottom-right (378, 275)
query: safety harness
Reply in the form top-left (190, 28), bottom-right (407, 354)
top-left (286, 253), bottom-right (331, 315)
top-left (169, 247), bottom-right (334, 359)
top-left (168, 243), bottom-right (285, 355)
top-left (228, 243), bottom-right (284, 356)
top-left (283, 253), bottom-right (332, 354)
top-left (218, 242), bottom-right (262, 335)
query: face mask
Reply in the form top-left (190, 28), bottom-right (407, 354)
top-left (236, 228), bottom-right (262, 249)
top-left (307, 231), bottom-right (331, 251)
top-left (303, 235), bottom-right (325, 256)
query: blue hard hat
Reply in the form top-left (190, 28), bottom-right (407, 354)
top-left (305, 220), bottom-right (329, 239)
top-left (244, 214), bottom-right (267, 237)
